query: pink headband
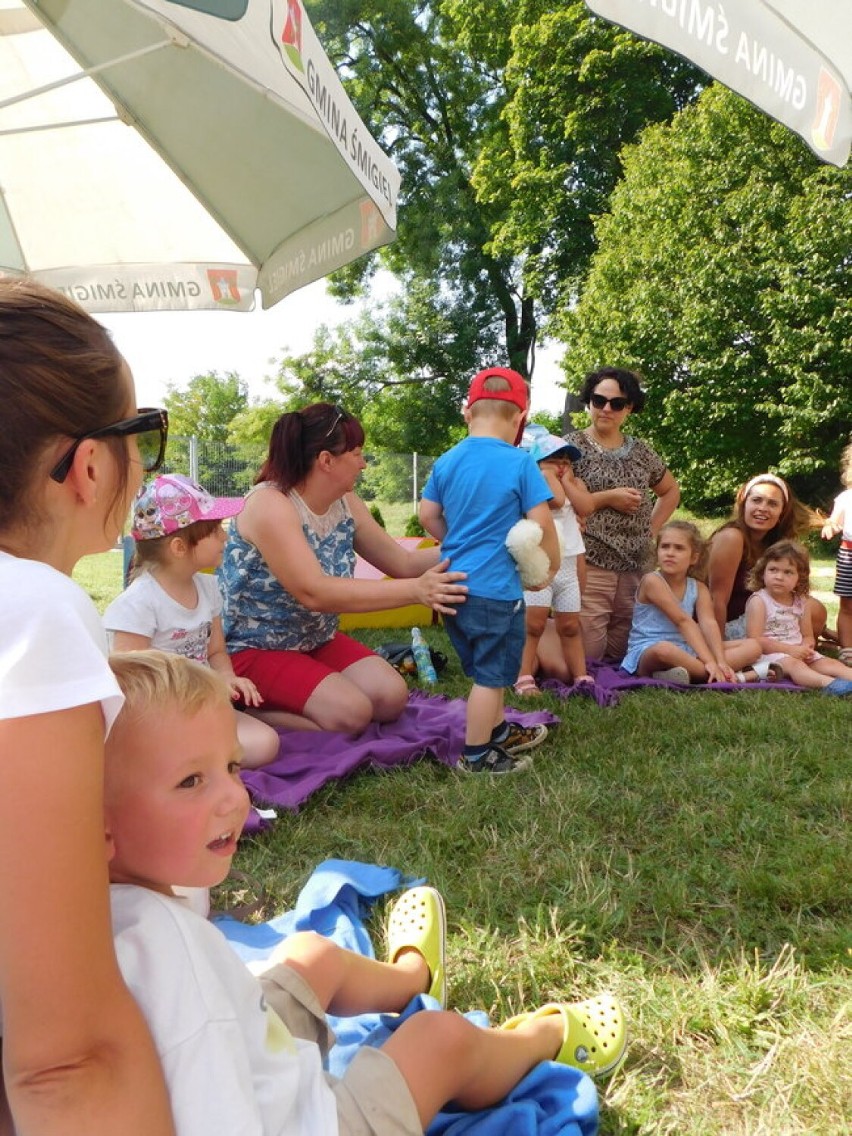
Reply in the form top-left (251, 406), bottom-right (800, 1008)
top-left (743, 474), bottom-right (789, 503)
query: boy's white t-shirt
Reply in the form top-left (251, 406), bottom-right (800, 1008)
top-left (111, 885), bottom-right (338, 1136)
top-left (103, 571), bottom-right (222, 662)
top-left (0, 551), bottom-right (123, 728)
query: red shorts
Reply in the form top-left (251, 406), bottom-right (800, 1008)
top-left (231, 633), bottom-right (376, 713)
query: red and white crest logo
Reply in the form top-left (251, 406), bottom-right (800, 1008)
top-left (207, 269), bottom-right (241, 305)
top-left (811, 68), bottom-right (841, 152)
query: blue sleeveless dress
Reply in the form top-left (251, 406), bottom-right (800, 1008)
top-left (621, 574), bottom-right (698, 674)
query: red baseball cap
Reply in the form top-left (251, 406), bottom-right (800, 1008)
top-left (466, 367), bottom-right (529, 412)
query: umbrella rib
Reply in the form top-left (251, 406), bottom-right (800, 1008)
top-left (0, 39), bottom-right (170, 113)
top-left (0, 116), bottom-right (118, 138)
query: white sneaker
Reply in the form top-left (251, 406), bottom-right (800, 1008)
top-left (652, 666), bottom-right (690, 684)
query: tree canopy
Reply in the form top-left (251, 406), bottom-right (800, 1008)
top-left (555, 84), bottom-right (852, 511)
top-left (306, 0), bottom-right (700, 390)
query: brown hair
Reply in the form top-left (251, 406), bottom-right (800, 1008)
top-left (713, 474), bottom-right (812, 569)
top-left (129, 518), bottom-right (223, 581)
top-left (747, 539), bottom-right (811, 597)
top-left (0, 278), bottom-right (130, 531)
top-left (657, 520), bottom-right (708, 580)
top-left (255, 403), bottom-right (365, 493)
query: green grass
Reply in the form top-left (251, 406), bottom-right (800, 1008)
top-left (76, 549), bottom-right (851, 1134)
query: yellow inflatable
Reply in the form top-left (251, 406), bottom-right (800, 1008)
top-left (339, 537), bottom-right (439, 630)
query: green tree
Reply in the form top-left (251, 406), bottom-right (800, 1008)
top-left (306, 0), bottom-right (699, 388)
top-left (164, 371), bottom-right (249, 441)
top-left (555, 85), bottom-right (852, 511)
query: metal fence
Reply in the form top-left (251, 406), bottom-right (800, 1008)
top-left (165, 437), bottom-right (436, 518)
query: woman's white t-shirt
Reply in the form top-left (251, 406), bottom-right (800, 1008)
top-left (0, 551), bottom-right (122, 730)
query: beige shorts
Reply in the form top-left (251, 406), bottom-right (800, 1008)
top-left (260, 963), bottom-right (422, 1136)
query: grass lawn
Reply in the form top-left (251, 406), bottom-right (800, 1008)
top-left (75, 550), bottom-right (850, 1135)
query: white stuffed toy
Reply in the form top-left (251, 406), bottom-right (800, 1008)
top-left (506, 518), bottom-right (554, 589)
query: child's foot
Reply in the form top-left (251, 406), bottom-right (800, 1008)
top-left (838, 647), bottom-right (852, 666)
top-left (822, 678), bottom-right (852, 696)
top-left (513, 674), bottom-right (539, 697)
top-left (652, 666), bottom-right (690, 685)
top-left (496, 721), bottom-right (549, 753)
top-left (501, 994), bottom-right (627, 1079)
top-left (574, 675), bottom-right (595, 686)
top-left (458, 745), bottom-right (531, 775)
top-left (386, 886), bottom-right (447, 1007)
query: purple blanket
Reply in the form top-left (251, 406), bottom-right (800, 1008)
top-left (541, 660), bottom-right (804, 708)
top-left (241, 692), bottom-right (558, 831)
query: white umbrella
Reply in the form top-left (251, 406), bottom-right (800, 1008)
top-left (584, 0), bottom-right (851, 167)
top-left (0, 0), bottom-right (401, 312)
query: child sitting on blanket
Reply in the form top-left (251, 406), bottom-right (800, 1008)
top-left (104, 473), bottom-right (279, 769)
top-left (621, 521), bottom-right (763, 685)
top-left (515, 427), bottom-right (594, 694)
top-left (745, 539), bottom-right (852, 695)
top-left (104, 650), bottom-right (627, 1136)
top-left (420, 368), bottom-right (559, 774)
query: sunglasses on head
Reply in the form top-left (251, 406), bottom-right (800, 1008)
top-left (322, 404), bottom-right (346, 440)
top-left (589, 393), bottom-right (630, 412)
top-left (50, 408), bottom-right (169, 484)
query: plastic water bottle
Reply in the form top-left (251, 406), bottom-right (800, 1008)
top-left (411, 627), bottom-right (437, 684)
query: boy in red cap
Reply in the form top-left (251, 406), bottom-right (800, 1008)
top-left (420, 369), bottom-right (560, 773)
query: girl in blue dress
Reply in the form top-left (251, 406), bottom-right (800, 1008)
top-left (622, 522), bottom-right (762, 684)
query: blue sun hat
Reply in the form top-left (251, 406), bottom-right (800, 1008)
top-left (521, 425), bottom-right (580, 464)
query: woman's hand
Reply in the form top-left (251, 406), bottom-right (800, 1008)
top-left (413, 558), bottom-right (468, 615)
top-left (607, 487), bottom-right (643, 514)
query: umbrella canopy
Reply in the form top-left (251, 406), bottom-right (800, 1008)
top-left (0, 0), bottom-right (401, 312)
top-left (585, 0), bottom-right (851, 167)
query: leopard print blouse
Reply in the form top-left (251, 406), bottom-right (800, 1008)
top-left (567, 431), bottom-right (668, 574)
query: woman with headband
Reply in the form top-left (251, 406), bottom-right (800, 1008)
top-left (708, 473), bottom-right (828, 646)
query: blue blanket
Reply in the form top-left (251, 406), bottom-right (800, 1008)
top-left (216, 860), bottom-right (599, 1136)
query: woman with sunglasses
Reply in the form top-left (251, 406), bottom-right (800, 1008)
top-left (220, 403), bottom-right (468, 733)
top-left (562, 366), bottom-right (680, 664)
top-left (708, 473), bottom-right (828, 646)
top-left (0, 280), bottom-right (174, 1136)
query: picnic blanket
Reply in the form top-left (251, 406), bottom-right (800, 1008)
top-left (240, 693), bottom-right (559, 832)
top-left (216, 859), bottom-right (599, 1136)
top-left (541, 660), bottom-right (804, 708)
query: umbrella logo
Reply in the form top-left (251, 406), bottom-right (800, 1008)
top-left (207, 269), bottom-right (242, 305)
top-left (811, 68), bottom-right (841, 152)
top-left (360, 202), bottom-right (383, 248)
top-left (278, 0), bottom-right (304, 73)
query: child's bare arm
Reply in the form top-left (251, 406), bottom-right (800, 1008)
top-left (419, 498), bottom-right (447, 542)
top-left (695, 582), bottom-right (735, 678)
top-left (643, 574), bottom-right (718, 667)
top-left (821, 501), bottom-right (845, 539)
top-left (561, 469), bottom-right (594, 518)
top-left (540, 465), bottom-right (566, 508)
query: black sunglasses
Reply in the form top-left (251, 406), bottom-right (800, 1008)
top-left (322, 404), bottom-right (346, 439)
top-left (589, 393), bottom-right (630, 412)
top-left (50, 407), bottom-right (169, 484)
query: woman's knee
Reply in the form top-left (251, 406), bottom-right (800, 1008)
top-left (304, 681), bottom-right (375, 733)
top-left (370, 670), bottom-right (409, 722)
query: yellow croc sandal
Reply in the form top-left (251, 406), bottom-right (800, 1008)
top-left (386, 886), bottom-right (447, 1008)
top-left (501, 994), bottom-right (627, 1078)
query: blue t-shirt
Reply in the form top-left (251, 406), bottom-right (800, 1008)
top-left (422, 435), bottom-right (552, 600)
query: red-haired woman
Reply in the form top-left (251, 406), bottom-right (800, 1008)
top-left (221, 403), bottom-right (467, 733)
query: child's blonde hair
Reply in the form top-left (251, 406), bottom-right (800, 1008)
top-left (108, 650), bottom-right (232, 726)
top-left (130, 518), bottom-right (223, 581)
top-left (747, 539), bottom-right (811, 597)
top-left (468, 375), bottom-right (527, 424)
top-left (657, 520), bottom-right (708, 580)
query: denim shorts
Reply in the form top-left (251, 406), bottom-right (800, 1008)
top-left (444, 593), bottom-right (526, 687)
